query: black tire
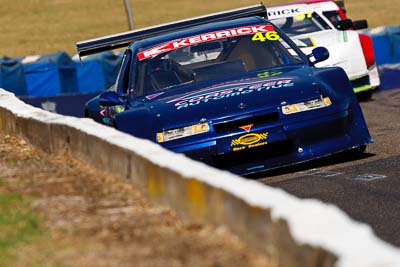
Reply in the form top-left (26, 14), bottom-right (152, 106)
top-left (357, 90), bottom-right (373, 101)
top-left (346, 145), bottom-right (367, 158)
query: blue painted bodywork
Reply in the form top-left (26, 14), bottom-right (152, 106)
top-left (85, 17), bottom-right (372, 175)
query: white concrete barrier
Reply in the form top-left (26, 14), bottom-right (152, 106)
top-left (1, 88), bottom-right (399, 267)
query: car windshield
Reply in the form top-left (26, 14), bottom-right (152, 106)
top-left (134, 24), bottom-right (304, 96)
top-left (271, 12), bottom-right (331, 36)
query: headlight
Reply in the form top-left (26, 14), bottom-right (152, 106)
top-left (157, 123), bottom-right (210, 143)
top-left (282, 97), bottom-right (331, 115)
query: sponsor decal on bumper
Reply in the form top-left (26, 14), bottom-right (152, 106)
top-left (230, 132), bottom-right (269, 151)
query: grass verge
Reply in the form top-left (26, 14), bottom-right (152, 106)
top-left (0, 179), bottom-right (42, 266)
top-left (1, 0), bottom-right (398, 57)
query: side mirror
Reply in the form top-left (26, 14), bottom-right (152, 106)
top-left (335, 19), bottom-right (353, 31)
top-left (98, 91), bottom-right (123, 107)
top-left (352, 19), bottom-right (368, 30)
top-left (308, 47), bottom-right (329, 65)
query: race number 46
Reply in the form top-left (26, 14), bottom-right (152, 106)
top-left (252, 31), bottom-right (280, 42)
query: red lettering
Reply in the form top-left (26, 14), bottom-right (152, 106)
top-left (173, 39), bottom-right (189, 48)
top-left (137, 43), bottom-right (171, 60)
top-left (138, 24), bottom-right (276, 60)
top-left (236, 27), bottom-right (252, 34)
top-left (251, 25), bottom-right (274, 32)
top-left (215, 31), bottom-right (231, 38)
top-left (189, 36), bottom-right (202, 44)
top-left (201, 33), bottom-right (216, 41)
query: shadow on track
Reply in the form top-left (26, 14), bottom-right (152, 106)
top-left (246, 148), bottom-right (375, 179)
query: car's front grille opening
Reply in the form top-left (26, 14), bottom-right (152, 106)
top-left (212, 140), bottom-right (294, 169)
top-left (212, 112), bottom-right (280, 134)
top-left (291, 115), bottom-right (352, 146)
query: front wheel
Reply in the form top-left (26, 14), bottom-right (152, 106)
top-left (354, 145), bottom-right (367, 154)
top-left (346, 145), bottom-right (367, 158)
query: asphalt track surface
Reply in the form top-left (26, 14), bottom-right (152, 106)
top-left (254, 88), bottom-right (400, 247)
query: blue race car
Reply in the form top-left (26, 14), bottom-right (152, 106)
top-left (77, 4), bottom-right (372, 175)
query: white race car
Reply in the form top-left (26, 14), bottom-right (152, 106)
top-left (268, 1), bottom-right (380, 96)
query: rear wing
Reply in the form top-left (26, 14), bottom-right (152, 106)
top-left (76, 4), bottom-right (267, 57)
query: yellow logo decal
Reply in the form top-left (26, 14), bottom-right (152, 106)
top-left (231, 132), bottom-right (268, 146)
top-left (257, 71), bottom-right (283, 78)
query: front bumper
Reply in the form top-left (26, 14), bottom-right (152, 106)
top-left (351, 74), bottom-right (373, 94)
top-left (368, 64), bottom-right (381, 89)
top-left (165, 105), bottom-right (372, 175)
top-left (350, 65), bottom-right (381, 93)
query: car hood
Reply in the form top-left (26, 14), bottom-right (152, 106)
top-left (141, 66), bottom-right (323, 129)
